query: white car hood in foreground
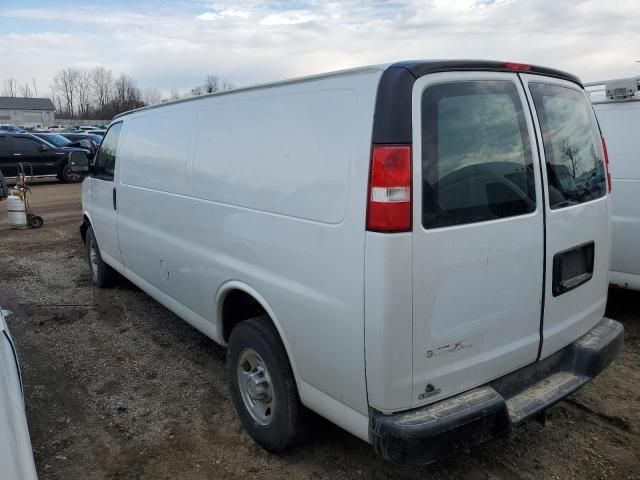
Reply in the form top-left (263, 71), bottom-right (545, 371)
top-left (0, 308), bottom-right (38, 479)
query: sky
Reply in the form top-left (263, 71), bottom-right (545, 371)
top-left (1, 0), bottom-right (639, 96)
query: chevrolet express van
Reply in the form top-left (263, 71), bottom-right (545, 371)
top-left (586, 76), bottom-right (640, 291)
top-left (76, 60), bottom-right (623, 463)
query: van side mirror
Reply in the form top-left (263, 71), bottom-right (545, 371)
top-left (69, 151), bottom-right (89, 173)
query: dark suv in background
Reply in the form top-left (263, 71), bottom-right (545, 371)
top-left (0, 132), bottom-right (90, 182)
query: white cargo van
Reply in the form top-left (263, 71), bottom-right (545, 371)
top-left (586, 77), bottom-right (640, 291)
top-left (75, 60), bottom-right (623, 464)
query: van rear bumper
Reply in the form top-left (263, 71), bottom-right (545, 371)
top-left (369, 317), bottom-right (623, 464)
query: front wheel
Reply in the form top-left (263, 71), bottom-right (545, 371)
top-left (85, 226), bottom-right (115, 288)
top-left (60, 163), bottom-right (82, 183)
top-left (227, 317), bottom-right (305, 452)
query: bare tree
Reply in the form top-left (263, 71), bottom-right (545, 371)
top-left (113, 74), bottom-right (144, 112)
top-left (220, 79), bottom-right (234, 91)
top-left (31, 78), bottom-right (38, 97)
top-left (190, 75), bottom-right (234, 98)
top-left (76, 69), bottom-right (92, 118)
top-left (91, 66), bottom-right (113, 113)
top-left (2, 78), bottom-right (17, 97)
top-left (19, 82), bottom-right (32, 98)
top-left (190, 85), bottom-right (204, 96)
top-left (143, 87), bottom-right (162, 106)
top-left (204, 74), bottom-right (220, 93)
top-left (50, 86), bottom-right (63, 114)
top-left (53, 68), bottom-right (79, 117)
top-left (169, 88), bottom-right (181, 101)
top-left (561, 140), bottom-right (581, 179)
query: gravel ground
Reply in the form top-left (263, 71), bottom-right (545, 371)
top-left (0, 181), bottom-right (639, 480)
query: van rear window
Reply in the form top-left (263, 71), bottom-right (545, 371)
top-left (529, 83), bottom-right (606, 209)
top-left (421, 80), bottom-right (536, 229)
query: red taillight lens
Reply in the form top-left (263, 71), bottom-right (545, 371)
top-left (504, 62), bottom-right (532, 71)
top-left (366, 145), bottom-right (412, 232)
top-left (602, 135), bottom-right (612, 192)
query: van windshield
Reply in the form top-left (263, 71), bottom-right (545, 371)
top-left (529, 83), bottom-right (606, 209)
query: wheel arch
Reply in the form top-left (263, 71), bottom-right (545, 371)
top-left (80, 211), bottom-right (92, 244)
top-left (215, 281), bottom-right (301, 385)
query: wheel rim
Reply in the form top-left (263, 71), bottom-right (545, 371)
top-left (89, 242), bottom-right (99, 280)
top-left (64, 166), bottom-right (81, 182)
top-left (236, 348), bottom-right (275, 426)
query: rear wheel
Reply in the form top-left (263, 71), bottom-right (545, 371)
top-left (86, 226), bottom-right (115, 288)
top-left (60, 163), bottom-right (82, 183)
top-left (227, 317), bottom-right (305, 452)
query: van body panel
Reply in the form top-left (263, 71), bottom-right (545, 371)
top-left (521, 74), bottom-right (611, 359)
top-left (592, 101), bottom-right (640, 289)
top-left (364, 232), bottom-right (414, 412)
top-left (115, 70), bottom-right (383, 417)
top-left (410, 71), bottom-right (545, 408)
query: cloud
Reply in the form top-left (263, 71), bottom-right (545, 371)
top-left (197, 8), bottom-right (250, 21)
top-left (0, 0), bottom-right (639, 96)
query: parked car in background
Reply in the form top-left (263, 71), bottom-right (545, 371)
top-left (85, 129), bottom-right (106, 137)
top-left (587, 76), bottom-right (640, 291)
top-left (61, 132), bottom-right (102, 144)
top-left (0, 124), bottom-right (25, 133)
top-left (76, 60), bottom-right (622, 464)
top-left (33, 132), bottom-right (99, 156)
top-left (47, 125), bottom-right (66, 132)
top-left (0, 308), bottom-right (38, 480)
top-left (0, 132), bottom-right (88, 182)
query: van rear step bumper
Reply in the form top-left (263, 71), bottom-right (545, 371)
top-left (370, 317), bottom-right (623, 464)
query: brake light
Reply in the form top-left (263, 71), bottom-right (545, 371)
top-left (366, 145), bottom-right (412, 232)
top-left (602, 135), bottom-right (612, 192)
top-left (504, 62), bottom-right (532, 71)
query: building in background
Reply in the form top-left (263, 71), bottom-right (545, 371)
top-left (0, 97), bottom-right (55, 128)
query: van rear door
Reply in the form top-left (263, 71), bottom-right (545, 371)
top-left (521, 75), bottom-right (610, 358)
top-left (410, 72), bottom-right (545, 407)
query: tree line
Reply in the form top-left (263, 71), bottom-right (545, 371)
top-left (2, 67), bottom-right (233, 120)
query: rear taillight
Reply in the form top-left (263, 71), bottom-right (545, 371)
top-left (602, 135), bottom-right (612, 192)
top-left (366, 145), bottom-right (412, 232)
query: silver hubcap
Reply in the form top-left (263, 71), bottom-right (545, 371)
top-left (237, 349), bottom-right (274, 425)
top-left (89, 243), bottom-right (99, 280)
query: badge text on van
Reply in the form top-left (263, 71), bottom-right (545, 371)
top-left (418, 383), bottom-right (441, 400)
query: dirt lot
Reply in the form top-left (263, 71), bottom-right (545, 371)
top-left (0, 181), bottom-right (638, 480)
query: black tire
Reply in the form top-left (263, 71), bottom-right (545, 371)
top-left (28, 215), bottom-right (44, 228)
top-left (227, 317), bottom-right (305, 452)
top-left (60, 163), bottom-right (82, 183)
top-left (86, 226), bottom-right (115, 288)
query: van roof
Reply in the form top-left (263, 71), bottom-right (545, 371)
top-left (114, 59), bottom-right (582, 121)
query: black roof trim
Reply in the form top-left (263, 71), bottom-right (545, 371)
top-left (393, 60), bottom-right (582, 86)
top-left (372, 60), bottom-right (583, 144)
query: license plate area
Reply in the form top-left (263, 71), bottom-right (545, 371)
top-left (552, 241), bottom-right (595, 296)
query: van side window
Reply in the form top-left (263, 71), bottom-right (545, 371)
top-left (94, 123), bottom-right (123, 179)
top-left (529, 83), bottom-right (606, 209)
top-left (421, 80), bottom-right (536, 229)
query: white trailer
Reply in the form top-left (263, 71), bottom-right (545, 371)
top-left (586, 76), bottom-right (640, 290)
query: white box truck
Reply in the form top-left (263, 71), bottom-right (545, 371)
top-left (73, 60), bottom-right (623, 464)
top-left (586, 76), bottom-right (640, 291)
